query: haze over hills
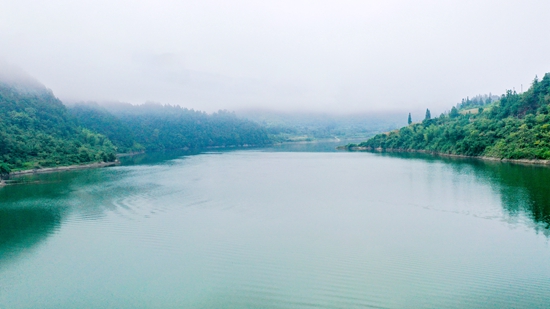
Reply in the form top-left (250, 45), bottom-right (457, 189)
top-left (69, 101), bottom-right (271, 153)
top-left (3, 2), bottom-right (549, 114)
top-left (3, 2), bottom-right (550, 308)
top-left (1, 69), bottom-right (407, 175)
top-left (0, 75), bottom-right (271, 175)
top-left (3, 61), bottom-right (550, 177)
top-left (237, 109), bottom-right (407, 142)
top-left (0, 77), bottom-right (118, 174)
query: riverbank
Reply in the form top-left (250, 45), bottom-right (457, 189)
top-left (116, 151), bottom-right (146, 157)
top-left (7, 161), bottom-right (120, 179)
top-left (273, 137), bottom-right (368, 146)
top-left (339, 146), bottom-right (550, 167)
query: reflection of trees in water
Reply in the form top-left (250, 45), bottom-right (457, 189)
top-left (447, 159), bottom-right (550, 232)
top-left (0, 151), bottom-right (201, 267)
top-left (0, 161), bottom-right (164, 265)
top-left (478, 163), bottom-right (550, 231)
top-left (0, 207), bottom-right (64, 264)
top-left (0, 172), bottom-right (77, 266)
top-left (3, 149), bottom-right (550, 266)
top-left (381, 152), bottom-right (550, 233)
top-left (118, 148), bottom-right (202, 166)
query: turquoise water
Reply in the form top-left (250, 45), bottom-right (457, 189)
top-left (1, 143), bottom-right (550, 308)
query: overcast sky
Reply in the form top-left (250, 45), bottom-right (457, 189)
top-left (1, 0), bottom-right (549, 113)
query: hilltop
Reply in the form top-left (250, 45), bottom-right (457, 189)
top-left (0, 81), bottom-right (117, 176)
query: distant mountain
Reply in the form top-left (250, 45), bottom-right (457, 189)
top-left (0, 68), bottom-right (272, 175)
top-left (237, 109), bottom-right (406, 142)
top-left (353, 73), bottom-right (550, 160)
top-left (70, 102), bottom-right (271, 152)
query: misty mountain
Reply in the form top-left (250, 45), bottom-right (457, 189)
top-left (0, 72), bottom-right (272, 173)
top-left (0, 81), bottom-right (117, 173)
top-left (68, 103), bottom-right (140, 153)
top-left (69, 102), bottom-right (271, 152)
top-left (0, 63), bottom-right (47, 95)
top-left (237, 109), bottom-right (406, 142)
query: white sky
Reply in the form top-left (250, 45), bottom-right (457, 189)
top-left (1, 0), bottom-right (549, 113)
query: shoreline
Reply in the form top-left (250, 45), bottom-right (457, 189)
top-left (273, 137), bottom-right (365, 145)
top-left (116, 151), bottom-right (146, 157)
top-left (7, 161), bottom-right (120, 179)
top-left (340, 146), bottom-right (550, 167)
top-left (1, 144), bottom-right (267, 183)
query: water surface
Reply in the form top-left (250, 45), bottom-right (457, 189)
top-left (1, 143), bottom-right (550, 308)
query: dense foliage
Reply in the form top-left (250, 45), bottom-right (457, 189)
top-left (70, 102), bottom-right (271, 151)
top-left (354, 73), bottom-right (550, 160)
top-left (69, 103), bottom-right (144, 153)
top-left (0, 83), bottom-right (117, 173)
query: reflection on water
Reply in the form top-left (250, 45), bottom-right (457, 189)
top-left (0, 152), bottom-right (195, 267)
top-left (0, 207), bottom-right (63, 263)
top-left (265, 140), bottom-right (347, 152)
top-left (378, 152), bottom-right (550, 233)
top-left (483, 163), bottom-right (550, 231)
top-left (1, 144), bottom-right (550, 308)
top-left (0, 173), bottom-right (77, 265)
top-left (118, 148), bottom-right (202, 166)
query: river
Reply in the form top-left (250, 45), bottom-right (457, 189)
top-left (1, 142), bottom-right (550, 308)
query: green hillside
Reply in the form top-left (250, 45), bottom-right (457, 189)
top-left (69, 103), bottom-right (144, 153)
top-left (70, 102), bottom-right (271, 152)
top-left (351, 73), bottom-right (550, 160)
top-left (0, 83), bottom-right (117, 175)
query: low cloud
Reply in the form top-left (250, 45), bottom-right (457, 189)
top-left (1, 1), bottom-right (549, 113)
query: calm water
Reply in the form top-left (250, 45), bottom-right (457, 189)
top-left (1, 142), bottom-right (550, 308)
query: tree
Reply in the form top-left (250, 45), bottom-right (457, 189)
top-left (408, 113), bottom-right (412, 125)
top-left (0, 163), bottom-right (10, 180)
top-left (450, 106), bottom-right (459, 118)
top-left (425, 109), bottom-right (431, 120)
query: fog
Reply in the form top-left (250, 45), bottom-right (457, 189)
top-left (0, 61), bottom-right (45, 90)
top-left (1, 0), bottom-right (549, 114)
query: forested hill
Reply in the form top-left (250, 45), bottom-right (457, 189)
top-left (69, 102), bottom-right (271, 152)
top-left (0, 82), bottom-right (117, 174)
top-left (0, 77), bottom-right (271, 175)
top-left (353, 73), bottom-right (550, 160)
